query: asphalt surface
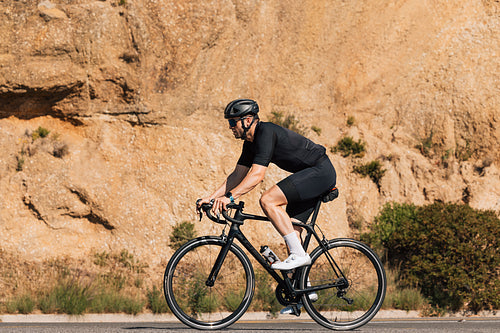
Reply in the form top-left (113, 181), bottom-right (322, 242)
top-left (1, 310), bottom-right (500, 333)
top-left (0, 318), bottom-right (499, 333)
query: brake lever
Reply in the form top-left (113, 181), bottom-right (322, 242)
top-left (196, 199), bottom-right (203, 221)
top-left (196, 199), bottom-right (216, 221)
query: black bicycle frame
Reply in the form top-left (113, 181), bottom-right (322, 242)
top-left (204, 199), bottom-right (347, 298)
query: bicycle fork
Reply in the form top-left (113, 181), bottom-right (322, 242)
top-left (204, 223), bottom-right (243, 287)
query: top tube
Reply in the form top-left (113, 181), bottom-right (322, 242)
top-left (199, 187), bottom-right (338, 226)
top-left (200, 201), bottom-right (269, 225)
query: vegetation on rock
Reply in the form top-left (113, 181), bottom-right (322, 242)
top-left (362, 202), bottom-right (500, 313)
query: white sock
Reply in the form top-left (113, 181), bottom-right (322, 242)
top-left (283, 232), bottom-right (306, 257)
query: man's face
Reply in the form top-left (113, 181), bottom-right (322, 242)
top-left (228, 116), bottom-right (250, 139)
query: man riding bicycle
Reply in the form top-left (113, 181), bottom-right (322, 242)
top-left (197, 98), bottom-right (337, 271)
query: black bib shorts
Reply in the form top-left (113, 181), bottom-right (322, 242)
top-left (277, 155), bottom-right (336, 222)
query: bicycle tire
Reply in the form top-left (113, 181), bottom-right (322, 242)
top-left (163, 236), bottom-right (255, 330)
top-left (301, 238), bottom-right (386, 330)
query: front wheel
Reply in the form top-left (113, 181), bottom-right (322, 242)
top-left (163, 236), bottom-right (255, 330)
top-left (301, 239), bottom-right (386, 330)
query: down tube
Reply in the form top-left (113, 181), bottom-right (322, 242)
top-left (234, 230), bottom-right (283, 282)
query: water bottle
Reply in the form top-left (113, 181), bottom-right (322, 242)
top-left (260, 245), bottom-right (281, 264)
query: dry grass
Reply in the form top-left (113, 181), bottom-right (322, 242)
top-left (0, 249), bottom-right (167, 314)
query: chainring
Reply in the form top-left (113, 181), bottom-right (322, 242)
top-left (275, 284), bottom-right (301, 306)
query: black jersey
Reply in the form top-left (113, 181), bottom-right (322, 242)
top-left (237, 122), bottom-right (326, 173)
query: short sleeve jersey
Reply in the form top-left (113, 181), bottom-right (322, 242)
top-left (237, 122), bottom-right (326, 173)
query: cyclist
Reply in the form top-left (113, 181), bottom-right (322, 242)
top-left (197, 98), bottom-right (337, 271)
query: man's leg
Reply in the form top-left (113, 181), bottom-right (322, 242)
top-left (260, 185), bottom-right (310, 269)
top-left (291, 220), bottom-right (303, 243)
top-left (259, 185), bottom-right (293, 236)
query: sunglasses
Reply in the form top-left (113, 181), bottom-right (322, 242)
top-left (228, 116), bottom-right (250, 127)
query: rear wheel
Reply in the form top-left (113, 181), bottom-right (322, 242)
top-left (163, 236), bottom-right (255, 330)
top-left (301, 239), bottom-right (386, 330)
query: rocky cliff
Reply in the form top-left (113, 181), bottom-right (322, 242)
top-left (1, 0), bottom-right (499, 267)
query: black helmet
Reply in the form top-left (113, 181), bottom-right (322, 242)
top-left (224, 99), bottom-right (259, 119)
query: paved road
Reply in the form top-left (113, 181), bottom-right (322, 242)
top-left (1, 318), bottom-right (499, 333)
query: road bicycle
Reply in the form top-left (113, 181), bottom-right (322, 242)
top-left (163, 188), bottom-right (386, 330)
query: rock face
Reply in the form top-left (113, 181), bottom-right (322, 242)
top-left (0, 0), bottom-right (499, 265)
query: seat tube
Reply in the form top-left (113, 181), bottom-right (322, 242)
top-left (302, 200), bottom-right (322, 251)
top-left (309, 200), bottom-right (322, 226)
top-left (205, 226), bottom-right (237, 287)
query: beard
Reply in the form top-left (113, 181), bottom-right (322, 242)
top-left (232, 130), bottom-right (242, 139)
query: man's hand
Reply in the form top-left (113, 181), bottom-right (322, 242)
top-left (212, 196), bottom-right (231, 216)
top-left (196, 197), bottom-right (212, 209)
top-left (196, 197), bottom-right (212, 216)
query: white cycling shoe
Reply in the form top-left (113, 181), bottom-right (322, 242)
top-left (308, 291), bottom-right (319, 302)
top-left (280, 291), bottom-right (318, 315)
top-left (271, 253), bottom-right (311, 270)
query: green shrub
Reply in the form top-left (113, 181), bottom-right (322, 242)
top-left (353, 160), bottom-right (386, 188)
top-left (224, 290), bottom-right (246, 312)
top-left (117, 249), bottom-right (146, 273)
top-left (89, 291), bottom-right (144, 315)
top-left (382, 269), bottom-right (429, 311)
top-left (120, 297), bottom-right (144, 315)
top-left (252, 268), bottom-right (281, 315)
top-left (186, 272), bottom-right (218, 315)
top-left (311, 125), bottom-right (322, 136)
top-left (5, 294), bottom-right (36, 314)
top-left (32, 126), bottom-right (51, 140)
top-left (15, 127), bottom-right (69, 169)
top-left (441, 149), bottom-right (453, 165)
top-left (347, 116), bottom-right (356, 127)
top-left (361, 202), bottom-right (418, 260)
top-left (362, 202), bottom-right (500, 313)
top-left (385, 287), bottom-right (429, 311)
top-left (146, 285), bottom-right (170, 314)
top-left (332, 136), bottom-right (366, 158)
top-left (39, 279), bottom-right (90, 315)
top-left (415, 134), bottom-right (434, 157)
top-left (39, 291), bottom-right (58, 314)
top-left (455, 140), bottom-right (473, 161)
top-left (16, 154), bottom-right (25, 171)
top-left (93, 251), bottom-right (110, 267)
top-left (169, 221), bottom-right (196, 250)
top-left (36, 250), bottom-right (147, 315)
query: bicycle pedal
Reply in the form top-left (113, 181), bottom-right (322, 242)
top-left (291, 304), bottom-right (301, 317)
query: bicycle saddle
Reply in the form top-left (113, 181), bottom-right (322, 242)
top-left (321, 187), bottom-right (339, 203)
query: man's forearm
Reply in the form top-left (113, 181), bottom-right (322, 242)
top-left (230, 164), bottom-right (266, 199)
top-left (210, 165), bottom-right (249, 199)
top-left (209, 180), bottom-right (229, 200)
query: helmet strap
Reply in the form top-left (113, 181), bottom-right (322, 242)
top-left (240, 116), bottom-right (257, 140)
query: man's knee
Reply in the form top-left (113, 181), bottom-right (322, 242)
top-left (259, 191), bottom-right (272, 210)
top-left (260, 186), bottom-right (286, 210)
